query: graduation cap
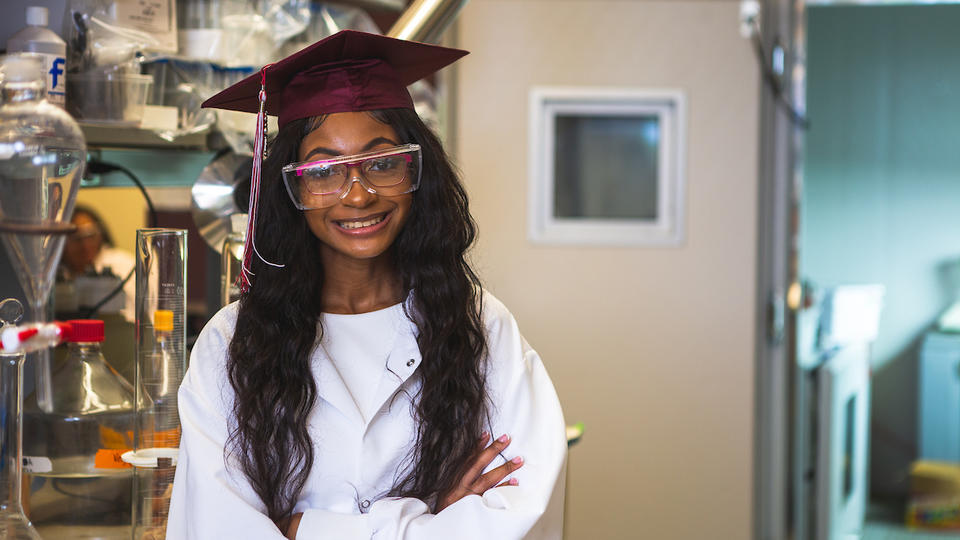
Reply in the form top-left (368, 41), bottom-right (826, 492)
top-left (201, 30), bottom-right (468, 293)
top-left (202, 29), bottom-right (468, 127)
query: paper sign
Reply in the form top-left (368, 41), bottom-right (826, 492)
top-left (23, 456), bottom-right (52, 473)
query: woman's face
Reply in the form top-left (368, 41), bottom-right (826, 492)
top-left (297, 111), bottom-right (413, 263)
top-left (63, 212), bottom-right (103, 274)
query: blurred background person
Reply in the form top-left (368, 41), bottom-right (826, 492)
top-left (59, 205), bottom-right (136, 322)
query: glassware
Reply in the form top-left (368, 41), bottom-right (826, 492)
top-left (0, 298), bottom-right (41, 539)
top-left (0, 53), bottom-right (83, 538)
top-left (125, 229), bottom-right (186, 540)
top-left (0, 53), bottom-right (85, 414)
top-left (220, 213), bottom-right (246, 307)
top-left (22, 319), bottom-right (135, 539)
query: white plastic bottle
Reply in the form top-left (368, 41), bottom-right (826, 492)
top-left (6, 6), bottom-right (67, 106)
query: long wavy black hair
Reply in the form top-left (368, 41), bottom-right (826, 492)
top-left (226, 108), bottom-right (488, 523)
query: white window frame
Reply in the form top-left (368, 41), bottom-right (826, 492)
top-left (527, 87), bottom-right (686, 246)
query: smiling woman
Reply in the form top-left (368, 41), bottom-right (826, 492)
top-left (166, 30), bottom-right (567, 540)
top-left (294, 113), bottom-right (415, 280)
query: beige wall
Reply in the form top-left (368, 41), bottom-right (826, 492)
top-left (455, 1), bottom-right (759, 538)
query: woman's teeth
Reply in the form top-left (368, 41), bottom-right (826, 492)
top-left (339, 215), bottom-right (385, 230)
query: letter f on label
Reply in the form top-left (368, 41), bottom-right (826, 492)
top-left (49, 58), bottom-right (64, 89)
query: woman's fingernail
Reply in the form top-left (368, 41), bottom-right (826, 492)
top-left (509, 478), bottom-right (519, 486)
top-left (497, 434), bottom-right (510, 443)
top-left (480, 431), bottom-right (489, 440)
top-left (512, 456), bottom-right (524, 465)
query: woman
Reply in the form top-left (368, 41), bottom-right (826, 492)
top-left (167, 31), bottom-right (566, 539)
top-left (60, 205), bottom-right (136, 321)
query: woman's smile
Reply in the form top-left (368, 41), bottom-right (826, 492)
top-left (332, 210), bottom-right (390, 233)
top-left (298, 112), bottom-right (413, 263)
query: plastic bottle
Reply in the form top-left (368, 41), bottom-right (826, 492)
top-left (23, 319), bottom-right (136, 539)
top-left (6, 6), bottom-right (67, 106)
top-left (220, 213), bottom-right (247, 307)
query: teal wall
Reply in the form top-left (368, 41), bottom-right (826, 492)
top-left (90, 150), bottom-right (215, 188)
top-left (805, 5), bottom-right (960, 496)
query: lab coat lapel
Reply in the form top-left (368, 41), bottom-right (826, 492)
top-left (314, 345), bottom-right (365, 426)
top-left (369, 316), bottom-right (422, 418)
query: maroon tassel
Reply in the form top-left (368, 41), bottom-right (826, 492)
top-left (237, 65), bottom-right (284, 294)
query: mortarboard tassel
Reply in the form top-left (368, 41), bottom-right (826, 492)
top-left (237, 65), bottom-right (284, 294)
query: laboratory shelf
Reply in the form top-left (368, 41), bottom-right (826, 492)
top-left (81, 123), bottom-right (212, 152)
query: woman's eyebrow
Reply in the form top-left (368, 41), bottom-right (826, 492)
top-left (302, 137), bottom-right (400, 161)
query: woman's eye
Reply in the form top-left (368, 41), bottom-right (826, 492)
top-left (307, 165), bottom-right (336, 178)
top-left (368, 157), bottom-right (402, 172)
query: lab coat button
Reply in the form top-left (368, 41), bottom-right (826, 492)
top-left (406, 359), bottom-right (415, 367)
top-left (360, 499), bottom-right (371, 509)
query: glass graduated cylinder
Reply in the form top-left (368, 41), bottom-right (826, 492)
top-left (134, 229), bottom-right (186, 540)
top-left (135, 323), bottom-right (182, 450)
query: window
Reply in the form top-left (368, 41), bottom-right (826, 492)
top-left (528, 87), bottom-right (686, 246)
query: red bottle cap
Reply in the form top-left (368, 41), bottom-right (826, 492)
top-left (65, 319), bottom-right (105, 343)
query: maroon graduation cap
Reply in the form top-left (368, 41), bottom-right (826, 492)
top-left (202, 29), bottom-right (468, 127)
top-left (202, 30), bottom-right (468, 292)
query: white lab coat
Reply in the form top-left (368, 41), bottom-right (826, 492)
top-left (167, 291), bottom-right (567, 539)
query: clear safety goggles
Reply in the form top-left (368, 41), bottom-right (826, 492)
top-left (281, 144), bottom-right (422, 210)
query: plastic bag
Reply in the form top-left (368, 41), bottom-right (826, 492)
top-left (64, 0), bottom-right (176, 72)
top-left (281, 2), bottom-right (380, 57)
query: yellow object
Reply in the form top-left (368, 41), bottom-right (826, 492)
top-left (911, 461), bottom-right (960, 495)
top-left (906, 461), bottom-right (960, 530)
top-left (154, 310), bottom-right (174, 332)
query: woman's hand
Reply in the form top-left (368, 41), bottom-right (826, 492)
top-left (435, 432), bottom-right (524, 513)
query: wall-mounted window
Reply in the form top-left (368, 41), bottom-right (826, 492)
top-left (528, 87), bottom-right (686, 246)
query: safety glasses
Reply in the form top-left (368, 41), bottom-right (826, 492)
top-left (281, 144), bottom-right (422, 210)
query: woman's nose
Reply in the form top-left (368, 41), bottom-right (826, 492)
top-left (338, 169), bottom-right (376, 207)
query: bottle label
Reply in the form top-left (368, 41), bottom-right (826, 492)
top-left (29, 52), bottom-right (66, 106)
top-left (23, 455), bottom-right (53, 473)
top-left (95, 448), bottom-right (133, 469)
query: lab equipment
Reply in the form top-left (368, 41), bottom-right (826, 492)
top-left (68, 72), bottom-right (154, 126)
top-left (221, 213), bottom-right (246, 307)
top-left (0, 321), bottom-right (71, 353)
top-left (123, 229), bottom-right (186, 540)
top-left (23, 319), bottom-right (135, 539)
top-left (0, 53), bottom-right (86, 414)
top-left (190, 151), bottom-right (248, 253)
top-left (6, 6), bottom-right (67, 106)
top-left (0, 298), bottom-right (41, 539)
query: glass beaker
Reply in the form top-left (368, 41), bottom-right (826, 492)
top-left (127, 229), bottom-right (186, 540)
